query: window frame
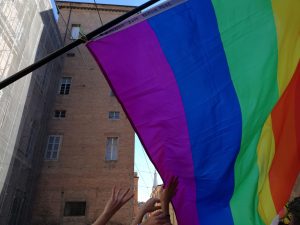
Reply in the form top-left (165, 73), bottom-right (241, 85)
top-left (54, 110), bottom-right (66, 119)
top-left (59, 77), bottom-right (72, 95)
top-left (70, 24), bottom-right (81, 40)
top-left (64, 201), bottom-right (86, 217)
top-left (44, 135), bottom-right (63, 161)
top-left (108, 111), bottom-right (120, 120)
top-left (105, 137), bottom-right (118, 161)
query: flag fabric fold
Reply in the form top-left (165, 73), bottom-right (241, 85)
top-left (87, 0), bottom-right (300, 224)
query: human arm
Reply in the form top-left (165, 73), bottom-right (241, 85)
top-left (92, 186), bottom-right (133, 225)
top-left (160, 176), bottom-right (178, 224)
top-left (131, 198), bottom-right (161, 225)
top-left (140, 210), bottom-right (170, 225)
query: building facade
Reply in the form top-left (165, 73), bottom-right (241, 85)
top-left (133, 172), bottom-right (139, 219)
top-left (31, 2), bottom-right (135, 225)
top-left (0, 0), bottom-right (63, 225)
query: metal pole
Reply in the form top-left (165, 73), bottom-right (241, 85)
top-left (0, 0), bottom-right (160, 90)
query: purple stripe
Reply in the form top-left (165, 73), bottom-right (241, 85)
top-left (87, 21), bottom-right (199, 225)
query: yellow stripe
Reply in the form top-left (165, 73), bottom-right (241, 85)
top-left (272, 0), bottom-right (300, 95)
top-left (257, 0), bottom-right (299, 223)
top-left (257, 116), bottom-right (277, 224)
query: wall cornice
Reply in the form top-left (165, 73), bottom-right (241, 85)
top-left (56, 1), bottom-right (134, 13)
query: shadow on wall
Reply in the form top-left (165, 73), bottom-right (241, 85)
top-left (0, 9), bottom-right (63, 225)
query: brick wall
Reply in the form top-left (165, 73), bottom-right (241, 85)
top-left (32, 2), bottom-right (135, 225)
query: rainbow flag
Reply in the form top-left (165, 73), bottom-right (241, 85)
top-left (87, 0), bottom-right (300, 224)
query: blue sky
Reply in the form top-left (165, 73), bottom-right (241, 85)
top-left (50, 0), bottom-right (151, 21)
top-left (134, 134), bottom-right (163, 202)
top-left (51, 0), bottom-right (148, 7)
top-left (49, 0), bottom-right (162, 202)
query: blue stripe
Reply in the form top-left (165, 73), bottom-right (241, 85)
top-left (148, 1), bottom-right (242, 224)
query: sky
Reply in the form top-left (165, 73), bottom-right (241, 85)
top-left (50, 0), bottom-right (153, 22)
top-left (49, 0), bottom-right (163, 202)
top-left (134, 134), bottom-right (163, 202)
top-left (51, 0), bottom-right (148, 7)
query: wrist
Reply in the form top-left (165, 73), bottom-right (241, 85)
top-left (135, 211), bottom-right (145, 223)
top-left (141, 207), bottom-right (148, 215)
top-left (161, 204), bottom-right (169, 209)
top-left (141, 207), bottom-right (146, 213)
top-left (100, 210), bottom-right (113, 219)
top-left (162, 207), bottom-right (169, 215)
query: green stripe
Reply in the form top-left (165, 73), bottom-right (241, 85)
top-left (211, 1), bottom-right (279, 224)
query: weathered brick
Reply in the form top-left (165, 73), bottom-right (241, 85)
top-left (32, 2), bottom-right (136, 225)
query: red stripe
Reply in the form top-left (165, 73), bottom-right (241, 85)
top-left (270, 62), bottom-right (300, 211)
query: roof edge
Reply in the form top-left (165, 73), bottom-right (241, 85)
top-left (55, 0), bottom-right (136, 9)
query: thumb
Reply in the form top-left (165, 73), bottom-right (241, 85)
top-left (153, 205), bottom-right (161, 211)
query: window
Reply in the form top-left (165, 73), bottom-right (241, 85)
top-left (44, 135), bottom-right (62, 160)
top-left (59, 77), bottom-right (71, 95)
top-left (105, 137), bottom-right (118, 161)
top-left (70, 24), bottom-right (81, 40)
top-left (108, 111), bottom-right (120, 120)
top-left (64, 201), bottom-right (86, 217)
top-left (54, 110), bottom-right (66, 118)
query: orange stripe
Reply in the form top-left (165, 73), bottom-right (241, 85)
top-left (270, 62), bottom-right (300, 211)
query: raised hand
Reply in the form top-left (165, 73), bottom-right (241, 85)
top-left (141, 210), bottom-right (170, 225)
top-left (131, 198), bottom-right (161, 225)
top-left (103, 186), bottom-right (133, 216)
top-left (160, 176), bottom-right (178, 215)
top-left (141, 198), bottom-right (161, 214)
top-left (93, 186), bottom-right (133, 225)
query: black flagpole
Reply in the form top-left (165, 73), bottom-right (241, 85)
top-left (0, 0), bottom-right (160, 90)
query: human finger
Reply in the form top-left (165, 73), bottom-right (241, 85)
top-left (122, 192), bottom-right (134, 204)
top-left (146, 198), bottom-right (160, 207)
top-left (155, 215), bottom-right (168, 224)
top-left (115, 187), bottom-right (121, 199)
top-left (149, 197), bottom-right (160, 204)
top-left (111, 185), bottom-right (116, 199)
top-left (153, 205), bottom-right (161, 211)
top-left (120, 188), bottom-right (130, 200)
top-left (152, 210), bottom-right (163, 216)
